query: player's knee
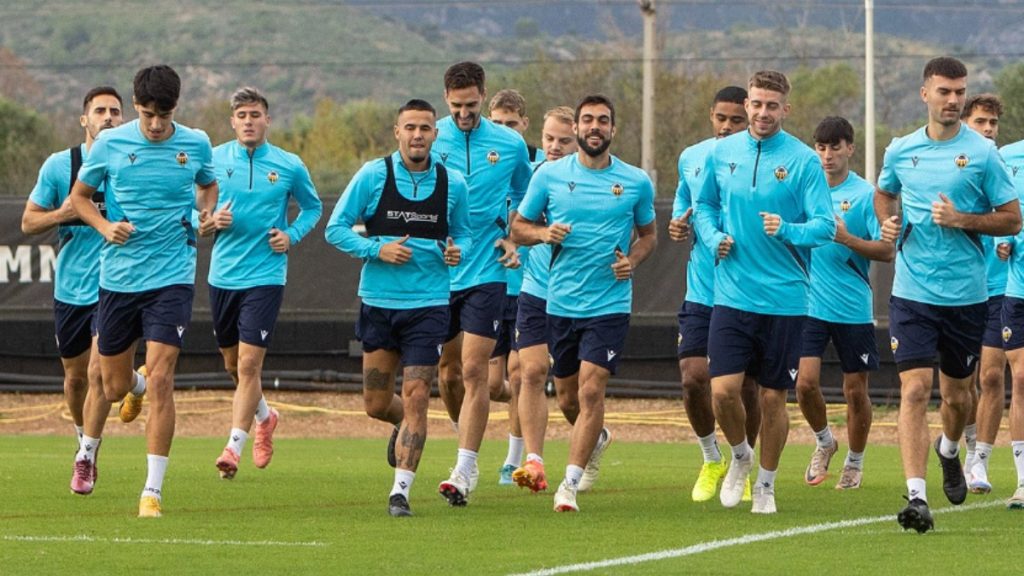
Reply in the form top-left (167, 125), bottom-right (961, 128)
top-left (980, 367), bottom-right (1005, 391)
top-left (843, 381), bottom-right (870, 406)
top-left (236, 354), bottom-right (261, 382)
top-left (363, 396), bottom-right (391, 420)
top-left (900, 380), bottom-right (931, 405)
top-left (681, 373), bottom-right (708, 398)
top-left (64, 374), bottom-right (88, 393)
top-left (403, 384), bottom-right (430, 413)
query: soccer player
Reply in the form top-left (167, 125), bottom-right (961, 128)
top-left (69, 65), bottom-right (222, 518)
top-left (432, 62), bottom-right (532, 507)
top-left (875, 57), bottom-right (1019, 533)
top-left (21, 86), bottom-right (130, 495)
top-left (999, 137), bottom-right (1024, 509)
top-left (669, 85), bottom-right (762, 503)
top-left (959, 93), bottom-right (1007, 492)
top-left (209, 87), bottom-right (322, 480)
top-left (795, 116), bottom-right (893, 491)
top-left (695, 70), bottom-right (835, 514)
top-left (487, 88), bottom-right (535, 485)
top-left (512, 94), bottom-right (657, 513)
top-left (325, 99), bottom-right (471, 517)
top-left (513, 105), bottom-right (615, 495)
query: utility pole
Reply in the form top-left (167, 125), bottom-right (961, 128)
top-left (865, 0), bottom-right (876, 184)
top-left (639, 0), bottom-right (656, 181)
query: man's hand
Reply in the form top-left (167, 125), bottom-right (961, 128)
top-left (998, 242), bottom-right (1013, 261)
top-left (379, 234), bottom-right (412, 264)
top-left (880, 215), bottom-right (901, 243)
top-left (833, 214), bottom-right (851, 245)
top-left (611, 248), bottom-right (633, 280)
top-left (717, 235), bottom-right (734, 259)
top-left (931, 193), bottom-right (961, 228)
top-left (496, 238), bottom-right (520, 269)
top-left (668, 207), bottom-right (692, 242)
top-left (443, 236), bottom-right (461, 267)
top-left (760, 212), bottom-right (782, 236)
top-left (200, 200), bottom-right (233, 236)
top-left (102, 220), bottom-right (135, 245)
top-left (268, 228), bottom-right (291, 253)
top-left (544, 223), bottom-right (571, 245)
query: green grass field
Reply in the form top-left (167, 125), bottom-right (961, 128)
top-left (0, 435), bottom-right (1020, 575)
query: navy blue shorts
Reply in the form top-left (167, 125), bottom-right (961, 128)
top-left (800, 317), bottom-right (879, 374)
top-left (97, 285), bottom-right (194, 356)
top-left (210, 285), bottom-right (285, 349)
top-left (547, 313), bottom-right (630, 378)
top-left (491, 295), bottom-right (519, 358)
top-left (707, 305), bottom-right (805, 390)
top-left (446, 282), bottom-right (505, 342)
top-left (357, 303), bottom-right (449, 366)
top-left (515, 292), bottom-right (548, 350)
top-left (1000, 296), bottom-right (1024, 351)
top-left (677, 301), bottom-right (712, 359)
top-left (54, 300), bottom-right (97, 359)
top-left (983, 295), bottom-right (1006, 349)
top-left (888, 295), bottom-right (986, 379)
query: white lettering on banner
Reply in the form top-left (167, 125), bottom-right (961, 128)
top-left (0, 245), bottom-right (56, 283)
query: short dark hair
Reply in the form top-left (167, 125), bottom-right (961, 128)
top-left (444, 61), bottom-right (486, 93)
top-left (749, 70), bottom-right (790, 96)
top-left (133, 65), bottom-right (181, 112)
top-left (813, 116), bottom-right (855, 146)
top-left (397, 98), bottom-right (436, 117)
top-left (923, 57), bottom-right (967, 81)
top-left (713, 86), bottom-right (747, 106)
top-left (574, 94), bottom-right (615, 126)
top-left (82, 86), bottom-right (122, 113)
top-left (962, 93), bottom-right (1003, 119)
top-left (230, 86), bottom-right (270, 112)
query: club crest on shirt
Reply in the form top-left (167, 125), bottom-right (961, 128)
top-left (128, 153), bottom-right (138, 165)
top-left (487, 150), bottom-right (500, 165)
top-left (955, 154), bottom-right (969, 169)
top-left (774, 166), bottom-right (788, 181)
top-left (911, 156), bottom-right (920, 167)
top-left (890, 336), bottom-right (899, 352)
top-left (226, 168), bottom-right (234, 178)
top-left (611, 183), bottom-right (624, 196)
top-left (268, 170), bottom-right (279, 184)
top-left (1004, 326), bottom-right (1013, 342)
top-left (840, 199), bottom-right (851, 213)
top-left (176, 151), bottom-right (189, 166)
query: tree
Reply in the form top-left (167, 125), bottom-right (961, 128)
top-left (0, 97), bottom-right (57, 196)
top-left (996, 63), bottom-right (1024, 146)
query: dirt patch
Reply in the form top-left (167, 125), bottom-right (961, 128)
top-left (2, 390), bottom-right (1001, 447)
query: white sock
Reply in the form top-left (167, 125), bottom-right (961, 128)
top-left (142, 454), bottom-right (168, 500)
top-left (455, 449), bottom-right (477, 478)
top-left (74, 425), bottom-right (84, 447)
top-left (77, 435), bottom-right (100, 462)
top-left (526, 453), bottom-right (544, 464)
top-left (391, 468), bottom-right (415, 498)
top-left (939, 433), bottom-right (959, 458)
top-left (227, 428), bottom-right (248, 456)
top-left (755, 466), bottom-right (777, 489)
top-left (730, 440), bottom-right (752, 462)
top-left (844, 450), bottom-right (864, 470)
top-left (1012, 441), bottom-right (1024, 488)
top-left (907, 477), bottom-right (927, 502)
top-left (814, 425), bottom-right (835, 449)
top-left (964, 423), bottom-right (978, 453)
top-left (254, 396), bottom-right (271, 423)
top-left (132, 370), bottom-right (147, 395)
top-left (698, 431), bottom-right (722, 463)
top-left (565, 464), bottom-right (585, 489)
top-left (504, 435), bottom-right (524, 468)
top-left (971, 442), bottom-right (992, 482)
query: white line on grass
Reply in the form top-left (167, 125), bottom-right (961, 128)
top-left (3, 534), bottom-right (326, 548)
top-left (508, 500), bottom-right (1003, 576)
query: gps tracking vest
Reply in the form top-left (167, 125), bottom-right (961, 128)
top-left (365, 155), bottom-right (449, 240)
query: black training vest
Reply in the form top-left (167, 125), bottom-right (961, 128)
top-left (364, 156), bottom-right (448, 240)
top-left (64, 145), bottom-right (107, 226)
